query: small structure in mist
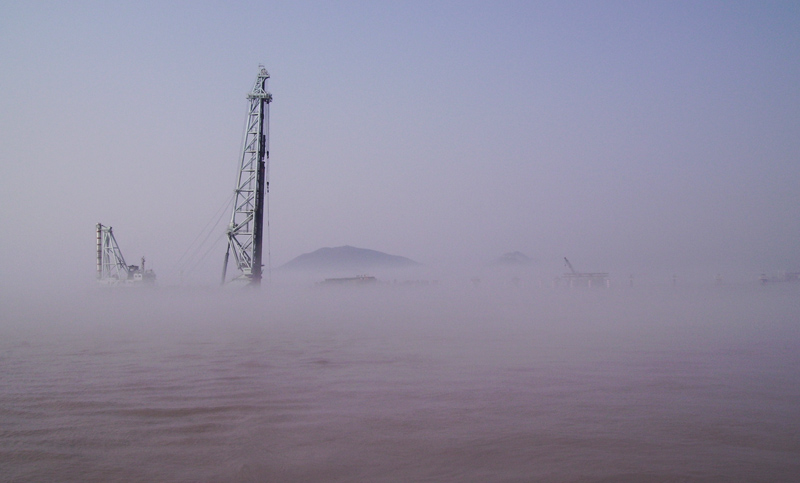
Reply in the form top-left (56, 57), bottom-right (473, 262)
top-left (759, 271), bottom-right (800, 284)
top-left (96, 223), bottom-right (156, 286)
top-left (558, 257), bottom-right (609, 288)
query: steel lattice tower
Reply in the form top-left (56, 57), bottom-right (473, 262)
top-left (222, 66), bottom-right (273, 286)
top-left (97, 223), bottom-right (129, 282)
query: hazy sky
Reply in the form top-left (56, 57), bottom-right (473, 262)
top-left (2, 0), bottom-right (799, 287)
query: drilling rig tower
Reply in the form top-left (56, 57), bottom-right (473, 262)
top-left (221, 66), bottom-right (273, 287)
top-left (96, 223), bottom-right (156, 286)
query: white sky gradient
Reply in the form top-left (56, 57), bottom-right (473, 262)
top-left (2, 0), bottom-right (799, 288)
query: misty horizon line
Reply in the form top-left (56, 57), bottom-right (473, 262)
top-left (98, 226), bottom-right (798, 286)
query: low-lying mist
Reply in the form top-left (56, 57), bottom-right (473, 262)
top-left (3, 281), bottom-right (799, 481)
top-left (4, 281), bottom-right (798, 366)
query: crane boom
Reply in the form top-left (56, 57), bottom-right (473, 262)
top-left (97, 223), bottom-right (129, 281)
top-left (222, 66), bottom-right (273, 287)
top-left (564, 257), bottom-right (577, 275)
top-left (96, 223), bottom-right (156, 285)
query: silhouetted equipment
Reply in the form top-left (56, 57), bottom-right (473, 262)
top-left (561, 257), bottom-right (609, 288)
top-left (221, 66), bottom-right (273, 287)
top-left (96, 223), bottom-right (156, 286)
top-left (760, 272), bottom-right (800, 284)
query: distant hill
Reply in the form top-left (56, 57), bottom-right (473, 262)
top-left (279, 246), bottom-right (421, 272)
top-left (490, 251), bottom-right (533, 267)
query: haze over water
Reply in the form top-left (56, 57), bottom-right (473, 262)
top-left (3, 283), bottom-right (799, 481)
top-left (3, 1), bottom-right (800, 481)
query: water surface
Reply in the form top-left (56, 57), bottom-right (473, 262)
top-left (2, 284), bottom-right (799, 481)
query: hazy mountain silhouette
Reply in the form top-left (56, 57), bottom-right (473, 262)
top-left (490, 251), bottom-right (533, 267)
top-left (279, 246), bottom-right (421, 272)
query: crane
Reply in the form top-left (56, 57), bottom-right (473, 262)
top-left (96, 223), bottom-right (155, 285)
top-left (221, 66), bottom-right (273, 287)
top-left (561, 257), bottom-right (609, 288)
top-left (564, 257), bottom-right (577, 275)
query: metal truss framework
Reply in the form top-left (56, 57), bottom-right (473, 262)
top-left (222, 66), bottom-right (272, 286)
top-left (97, 223), bottom-right (129, 282)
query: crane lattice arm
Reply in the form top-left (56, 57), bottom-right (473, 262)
top-left (221, 66), bottom-right (273, 287)
top-left (97, 223), bottom-right (130, 282)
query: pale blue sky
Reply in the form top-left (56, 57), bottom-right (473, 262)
top-left (2, 1), bottom-right (799, 287)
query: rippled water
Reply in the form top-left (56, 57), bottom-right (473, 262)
top-left (2, 284), bottom-right (799, 481)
